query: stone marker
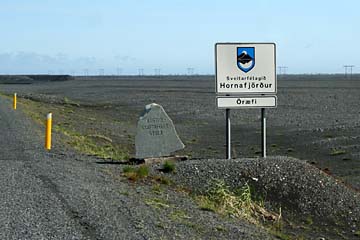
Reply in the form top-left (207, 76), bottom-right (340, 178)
top-left (135, 103), bottom-right (185, 159)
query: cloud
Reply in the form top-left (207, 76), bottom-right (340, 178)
top-left (0, 52), bottom-right (99, 74)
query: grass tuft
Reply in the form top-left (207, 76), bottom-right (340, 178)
top-left (145, 198), bottom-right (170, 209)
top-left (152, 184), bottom-right (163, 194)
top-left (123, 166), bottom-right (135, 173)
top-left (170, 210), bottom-right (191, 221)
top-left (196, 180), bottom-right (279, 225)
top-left (305, 216), bottom-right (313, 225)
top-left (63, 96), bottom-right (80, 106)
top-left (123, 165), bottom-right (149, 181)
top-left (137, 165), bottom-right (149, 178)
top-left (196, 195), bottom-right (216, 212)
top-left (330, 149), bottom-right (346, 156)
top-left (153, 175), bottom-right (171, 185)
top-left (162, 160), bottom-right (176, 173)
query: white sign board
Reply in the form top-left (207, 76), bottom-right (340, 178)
top-left (217, 96), bottom-right (277, 109)
top-left (215, 43), bottom-right (276, 95)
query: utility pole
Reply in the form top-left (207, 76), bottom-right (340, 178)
top-left (187, 67), bottom-right (194, 75)
top-left (116, 67), bottom-right (122, 76)
top-left (283, 66), bottom-right (288, 75)
top-left (154, 68), bottom-right (161, 77)
top-left (138, 68), bottom-right (144, 76)
top-left (278, 66), bottom-right (288, 80)
top-left (344, 65), bottom-right (355, 78)
top-left (99, 68), bottom-right (104, 76)
top-left (83, 68), bottom-right (89, 76)
top-left (278, 66), bottom-right (288, 75)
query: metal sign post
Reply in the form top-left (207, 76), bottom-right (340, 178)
top-left (226, 109), bottom-right (231, 159)
top-left (261, 108), bottom-right (266, 158)
top-left (215, 42), bottom-right (277, 159)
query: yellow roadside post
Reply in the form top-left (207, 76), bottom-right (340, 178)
top-left (13, 93), bottom-right (17, 110)
top-left (45, 113), bottom-right (52, 150)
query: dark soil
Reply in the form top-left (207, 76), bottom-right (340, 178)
top-left (153, 157), bottom-right (360, 239)
top-left (1, 74), bottom-right (360, 239)
top-left (1, 74), bottom-right (359, 189)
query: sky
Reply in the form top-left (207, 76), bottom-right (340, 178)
top-left (0, 0), bottom-right (359, 75)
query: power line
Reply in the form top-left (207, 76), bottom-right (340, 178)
top-left (187, 67), bottom-right (194, 75)
top-left (278, 66), bottom-right (288, 75)
top-left (116, 67), bottom-right (122, 76)
top-left (154, 68), bottom-right (161, 76)
top-left (343, 65), bottom-right (355, 78)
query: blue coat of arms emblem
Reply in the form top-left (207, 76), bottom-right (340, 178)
top-left (237, 47), bottom-right (255, 73)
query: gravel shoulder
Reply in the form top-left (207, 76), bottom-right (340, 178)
top-left (1, 75), bottom-right (359, 190)
top-left (1, 75), bottom-right (360, 239)
top-left (154, 157), bottom-right (360, 239)
top-left (0, 95), bottom-right (276, 239)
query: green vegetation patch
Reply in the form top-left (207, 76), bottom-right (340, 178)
top-left (153, 175), bottom-right (172, 185)
top-left (162, 160), bottom-right (176, 173)
top-left (56, 125), bottom-right (129, 160)
top-left (17, 96), bottom-right (130, 161)
top-left (195, 180), bottom-right (279, 225)
top-left (63, 96), bottom-right (80, 106)
top-left (329, 148), bottom-right (346, 156)
top-left (123, 165), bottom-right (149, 181)
top-left (170, 210), bottom-right (191, 222)
top-left (145, 197), bottom-right (170, 209)
top-left (305, 216), bottom-right (313, 225)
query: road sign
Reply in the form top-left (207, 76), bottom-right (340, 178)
top-left (217, 96), bottom-right (277, 109)
top-left (215, 43), bottom-right (276, 95)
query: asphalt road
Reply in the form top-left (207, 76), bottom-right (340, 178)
top-left (0, 95), bottom-right (275, 240)
top-left (0, 96), bottom-right (138, 239)
top-left (0, 98), bottom-right (79, 238)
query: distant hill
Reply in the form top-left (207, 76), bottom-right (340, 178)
top-left (0, 75), bottom-right (74, 84)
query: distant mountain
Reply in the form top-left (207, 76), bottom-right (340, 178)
top-left (0, 75), bottom-right (73, 84)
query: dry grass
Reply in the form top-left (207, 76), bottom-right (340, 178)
top-left (196, 180), bottom-right (280, 225)
top-left (123, 165), bottom-right (149, 181)
top-left (329, 148), bottom-right (346, 156)
top-left (17, 96), bottom-right (130, 161)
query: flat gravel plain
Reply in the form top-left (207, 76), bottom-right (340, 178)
top-left (0, 93), bottom-right (275, 240)
top-left (1, 74), bottom-right (359, 189)
top-left (1, 74), bottom-right (360, 239)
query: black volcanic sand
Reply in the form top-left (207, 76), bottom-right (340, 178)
top-left (1, 75), bottom-right (359, 190)
top-left (152, 156), bottom-right (360, 239)
top-left (1, 74), bottom-right (360, 238)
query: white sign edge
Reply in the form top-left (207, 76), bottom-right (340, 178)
top-left (215, 42), bottom-right (277, 95)
top-left (216, 96), bottom-right (277, 109)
